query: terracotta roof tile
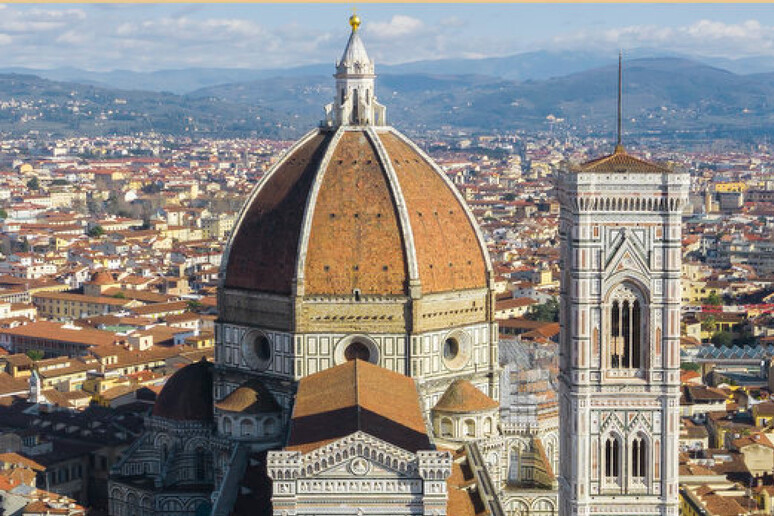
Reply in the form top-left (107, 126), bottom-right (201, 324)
top-left (433, 379), bottom-right (499, 413)
top-left (215, 378), bottom-right (280, 414)
top-left (287, 360), bottom-right (430, 453)
top-left (578, 147), bottom-right (671, 174)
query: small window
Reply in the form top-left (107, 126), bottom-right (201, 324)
top-left (444, 338), bottom-right (459, 361)
top-left (344, 341), bottom-right (370, 361)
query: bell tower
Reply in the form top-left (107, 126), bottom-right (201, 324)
top-left (557, 55), bottom-right (689, 516)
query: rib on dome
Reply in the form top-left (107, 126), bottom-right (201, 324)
top-left (223, 127), bottom-right (489, 297)
top-left (222, 17), bottom-right (490, 298)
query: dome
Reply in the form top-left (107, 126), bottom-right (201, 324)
top-left (223, 128), bottom-right (489, 297)
top-left (433, 379), bottom-right (499, 414)
top-left (152, 359), bottom-right (214, 422)
top-left (222, 16), bottom-right (490, 299)
top-left (214, 378), bottom-right (280, 414)
top-left (90, 271), bottom-right (115, 285)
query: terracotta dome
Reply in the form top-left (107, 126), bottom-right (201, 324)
top-left (90, 271), bottom-right (115, 285)
top-left (223, 128), bottom-right (489, 297)
top-left (433, 379), bottom-right (499, 414)
top-left (214, 378), bottom-right (280, 414)
top-left (152, 359), bottom-right (214, 422)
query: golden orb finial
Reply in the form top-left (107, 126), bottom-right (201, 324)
top-left (349, 12), bottom-right (361, 32)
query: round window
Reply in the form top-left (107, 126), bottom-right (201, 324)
top-left (442, 331), bottom-right (471, 370)
top-left (241, 330), bottom-right (273, 370)
top-left (344, 341), bottom-right (371, 362)
top-left (443, 338), bottom-right (459, 361)
top-left (254, 335), bottom-right (271, 361)
top-left (334, 335), bottom-right (379, 365)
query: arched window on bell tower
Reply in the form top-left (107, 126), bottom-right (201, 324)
top-left (631, 434), bottom-right (647, 479)
top-left (607, 283), bottom-right (647, 370)
top-left (604, 435), bottom-right (621, 482)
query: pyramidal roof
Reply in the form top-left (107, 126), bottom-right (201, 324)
top-left (433, 379), bottom-right (499, 413)
top-left (336, 29), bottom-right (373, 73)
top-left (579, 146), bottom-right (671, 174)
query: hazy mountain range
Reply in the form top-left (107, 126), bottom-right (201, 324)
top-left (2, 50), bottom-right (774, 140)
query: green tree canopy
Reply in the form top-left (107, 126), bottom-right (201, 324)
top-left (26, 177), bottom-right (40, 190)
top-left (87, 225), bottom-right (104, 238)
top-left (527, 298), bottom-right (560, 322)
top-left (711, 331), bottom-right (734, 348)
top-left (26, 350), bottom-right (44, 361)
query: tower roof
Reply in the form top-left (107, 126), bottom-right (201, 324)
top-left (579, 147), bottom-right (671, 174)
top-left (337, 20), bottom-right (372, 76)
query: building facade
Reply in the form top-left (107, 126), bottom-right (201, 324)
top-left (557, 146), bottom-right (689, 516)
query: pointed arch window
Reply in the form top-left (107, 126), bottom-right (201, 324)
top-left (608, 284), bottom-right (645, 369)
top-left (632, 435), bottom-right (647, 478)
top-left (604, 436), bottom-right (620, 480)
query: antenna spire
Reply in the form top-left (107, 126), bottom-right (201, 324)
top-left (615, 50), bottom-right (624, 153)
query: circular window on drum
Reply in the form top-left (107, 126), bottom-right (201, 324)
top-left (334, 335), bottom-right (379, 366)
top-left (442, 330), bottom-right (471, 370)
top-left (241, 330), bottom-right (273, 370)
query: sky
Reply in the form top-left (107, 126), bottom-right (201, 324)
top-left (2, 3), bottom-right (774, 71)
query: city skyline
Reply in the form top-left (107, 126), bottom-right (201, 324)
top-left (2, 3), bottom-right (774, 71)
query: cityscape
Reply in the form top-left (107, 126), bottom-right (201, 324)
top-left (0, 4), bottom-right (772, 516)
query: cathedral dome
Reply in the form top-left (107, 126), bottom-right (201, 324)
top-left (222, 18), bottom-right (489, 300)
top-left (223, 130), bottom-right (489, 298)
top-left (152, 359), bottom-right (214, 422)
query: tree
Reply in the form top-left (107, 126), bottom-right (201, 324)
top-left (680, 362), bottom-right (701, 372)
top-left (26, 350), bottom-right (44, 361)
top-left (51, 179), bottom-right (69, 186)
top-left (704, 292), bottom-right (722, 306)
top-left (711, 331), bottom-right (734, 348)
top-left (187, 300), bottom-right (203, 312)
top-left (0, 208), bottom-right (6, 219)
top-left (700, 315), bottom-right (717, 333)
top-left (112, 291), bottom-right (126, 299)
top-left (87, 225), bottom-right (104, 238)
top-left (26, 177), bottom-right (39, 190)
top-left (527, 298), bottom-right (560, 322)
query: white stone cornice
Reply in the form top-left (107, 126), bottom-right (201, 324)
top-left (292, 127), bottom-right (345, 298)
top-left (219, 128), bottom-right (321, 290)
top-left (366, 126), bottom-right (421, 297)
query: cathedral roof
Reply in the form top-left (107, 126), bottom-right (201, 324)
top-left (223, 128), bottom-right (489, 296)
top-left (286, 359), bottom-right (431, 454)
top-left (214, 378), bottom-right (280, 414)
top-left (222, 16), bottom-right (490, 298)
top-left (578, 146), bottom-right (671, 174)
top-left (433, 379), bottom-right (499, 414)
top-left (152, 358), bottom-right (213, 422)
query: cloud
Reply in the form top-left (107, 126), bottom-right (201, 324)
top-left (366, 15), bottom-right (424, 39)
top-left (0, 34), bottom-right (11, 46)
top-left (550, 19), bottom-right (774, 58)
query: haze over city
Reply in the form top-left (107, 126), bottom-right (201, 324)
top-left (0, 5), bottom-right (771, 516)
